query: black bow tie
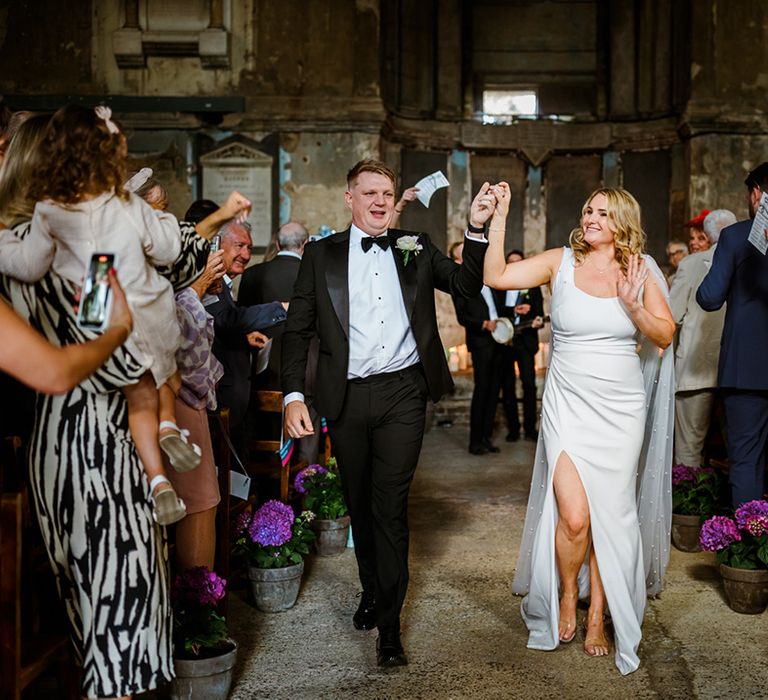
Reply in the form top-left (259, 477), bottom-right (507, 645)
top-left (361, 236), bottom-right (390, 253)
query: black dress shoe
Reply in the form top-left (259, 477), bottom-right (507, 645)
top-left (482, 440), bottom-right (500, 453)
top-left (353, 593), bottom-right (376, 630)
top-left (468, 444), bottom-right (487, 455)
top-left (506, 432), bottom-right (520, 442)
top-left (377, 629), bottom-right (407, 667)
top-left (524, 430), bottom-right (539, 442)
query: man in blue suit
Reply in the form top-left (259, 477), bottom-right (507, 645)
top-left (697, 162), bottom-right (768, 506)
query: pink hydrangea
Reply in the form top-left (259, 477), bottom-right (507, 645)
top-left (735, 500), bottom-right (768, 537)
top-left (699, 515), bottom-right (742, 552)
top-left (173, 566), bottom-right (227, 607)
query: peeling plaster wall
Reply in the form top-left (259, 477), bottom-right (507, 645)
top-left (688, 135), bottom-right (767, 220)
top-left (278, 132), bottom-right (379, 233)
top-left (685, 0), bottom-right (768, 221)
top-left (0, 0), bottom-right (93, 92)
top-left (688, 0), bottom-right (768, 120)
top-left (437, 149), bottom-right (474, 351)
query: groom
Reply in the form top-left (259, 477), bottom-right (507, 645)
top-left (282, 159), bottom-right (493, 666)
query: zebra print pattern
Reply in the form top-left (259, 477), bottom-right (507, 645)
top-left (157, 220), bottom-right (211, 292)
top-left (1, 219), bottom-right (208, 697)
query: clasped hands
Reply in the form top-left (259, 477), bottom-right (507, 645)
top-left (469, 181), bottom-right (511, 232)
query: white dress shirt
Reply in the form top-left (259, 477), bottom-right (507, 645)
top-left (480, 285), bottom-right (499, 321)
top-left (347, 224), bottom-right (420, 378)
top-left (285, 226), bottom-right (486, 405)
top-left (284, 225), bottom-right (420, 405)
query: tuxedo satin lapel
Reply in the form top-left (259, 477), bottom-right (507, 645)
top-left (326, 229), bottom-right (350, 336)
top-left (388, 230), bottom-right (418, 320)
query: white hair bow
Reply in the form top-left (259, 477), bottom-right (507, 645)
top-left (94, 105), bottom-right (119, 134)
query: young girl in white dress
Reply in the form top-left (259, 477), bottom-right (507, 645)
top-left (483, 183), bottom-right (674, 674)
top-left (0, 104), bottom-right (201, 525)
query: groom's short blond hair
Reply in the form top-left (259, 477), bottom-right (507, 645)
top-left (346, 159), bottom-right (396, 189)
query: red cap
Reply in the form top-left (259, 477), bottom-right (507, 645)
top-left (684, 209), bottom-right (711, 228)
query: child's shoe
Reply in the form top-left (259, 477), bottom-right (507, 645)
top-left (158, 420), bottom-right (202, 472)
top-left (149, 475), bottom-right (187, 525)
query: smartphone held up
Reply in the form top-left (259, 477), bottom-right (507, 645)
top-left (77, 253), bottom-right (117, 331)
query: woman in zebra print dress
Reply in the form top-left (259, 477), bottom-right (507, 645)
top-left (0, 114), bottom-right (215, 699)
top-left (0, 221), bottom-right (209, 698)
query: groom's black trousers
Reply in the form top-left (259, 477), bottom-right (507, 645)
top-left (327, 363), bottom-right (427, 632)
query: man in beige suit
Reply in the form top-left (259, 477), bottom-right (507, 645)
top-left (670, 209), bottom-right (737, 466)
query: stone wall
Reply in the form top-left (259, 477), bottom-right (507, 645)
top-left (3, 0), bottom-right (768, 319)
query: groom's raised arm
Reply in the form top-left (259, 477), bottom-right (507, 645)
top-left (429, 234), bottom-right (486, 299)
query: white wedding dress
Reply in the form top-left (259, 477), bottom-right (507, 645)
top-left (512, 248), bottom-right (674, 675)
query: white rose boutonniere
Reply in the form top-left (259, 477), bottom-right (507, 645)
top-left (395, 235), bottom-right (423, 267)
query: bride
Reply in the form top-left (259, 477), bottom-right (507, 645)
top-left (483, 183), bottom-right (674, 674)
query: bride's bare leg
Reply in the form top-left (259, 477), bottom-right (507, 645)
top-left (584, 545), bottom-right (609, 657)
top-left (553, 452), bottom-right (590, 643)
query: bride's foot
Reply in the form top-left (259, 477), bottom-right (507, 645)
top-left (583, 610), bottom-right (609, 657)
top-left (558, 591), bottom-right (578, 643)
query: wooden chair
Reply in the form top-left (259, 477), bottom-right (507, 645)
top-left (248, 390), bottom-right (306, 503)
top-left (0, 491), bottom-right (75, 700)
top-left (209, 408), bottom-right (255, 587)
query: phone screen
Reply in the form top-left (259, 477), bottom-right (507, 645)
top-left (210, 234), bottom-right (221, 252)
top-left (77, 253), bottom-right (116, 331)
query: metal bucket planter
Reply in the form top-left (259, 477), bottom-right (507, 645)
top-left (248, 560), bottom-right (304, 612)
top-left (171, 639), bottom-right (237, 700)
top-left (312, 515), bottom-right (351, 556)
top-left (719, 564), bottom-right (768, 614)
top-left (671, 513), bottom-right (702, 552)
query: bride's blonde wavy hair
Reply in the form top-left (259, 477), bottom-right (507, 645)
top-left (569, 188), bottom-right (646, 273)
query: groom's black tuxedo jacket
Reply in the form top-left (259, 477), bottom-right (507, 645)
top-left (281, 227), bottom-right (486, 420)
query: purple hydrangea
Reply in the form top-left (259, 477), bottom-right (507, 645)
top-left (294, 464), bottom-right (328, 495)
top-left (174, 566), bottom-right (227, 607)
top-left (249, 500), bottom-right (295, 547)
top-left (699, 515), bottom-right (742, 552)
top-left (672, 464), bottom-right (696, 486)
top-left (734, 500), bottom-right (768, 537)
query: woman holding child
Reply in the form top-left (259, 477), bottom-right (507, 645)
top-left (0, 107), bottom-right (245, 699)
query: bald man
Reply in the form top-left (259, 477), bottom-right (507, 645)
top-left (239, 222), bottom-right (309, 306)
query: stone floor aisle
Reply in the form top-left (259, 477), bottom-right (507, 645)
top-left (228, 426), bottom-right (768, 700)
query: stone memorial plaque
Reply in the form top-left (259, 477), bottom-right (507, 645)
top-left (200, 140), bottom-right (273, 248)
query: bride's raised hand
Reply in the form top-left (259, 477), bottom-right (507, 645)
top-left (489, 182), bottom-right (510, 223)
top-left (618, 253), bottom-right (648, 313)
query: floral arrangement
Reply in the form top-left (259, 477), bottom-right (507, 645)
top-left (232, 500), bottom-right (315, 569)
top-left (395, 235), bottom-right (422, 266)
top-left (699, 500), bottom-right (768, 569)
top-left (294, 458), bottom-right (348, 520)
top-left (172, 566), bottom-right (231, 659)
top-left (672, 464), bottom-right (722, 516)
